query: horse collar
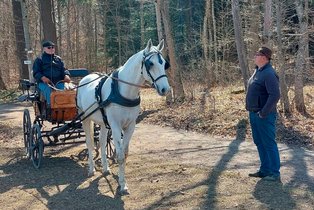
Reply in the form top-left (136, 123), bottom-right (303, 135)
top-left (96, 71), bottom-right (141, 108)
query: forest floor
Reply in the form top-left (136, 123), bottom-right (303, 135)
top-left (0, 84), bottom-right (313, 209)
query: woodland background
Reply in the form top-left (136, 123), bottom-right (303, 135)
top-left (0, 0), bottom-right (313, 118)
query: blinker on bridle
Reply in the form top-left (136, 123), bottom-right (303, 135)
top-left (141, 51), bottom-right (170, 88)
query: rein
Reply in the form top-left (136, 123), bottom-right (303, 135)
top-left (50, 51), bottom-right (167, 92)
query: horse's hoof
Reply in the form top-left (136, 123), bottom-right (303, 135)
top-left (119, 189), bottom-right (130, 196)
top-left (117, 186), bottom-right (130, 196)
top-left (102, 170), bottom-right (111, 176)
top-left (88, 170), bottom-right (95, 177)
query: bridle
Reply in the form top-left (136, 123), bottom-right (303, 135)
top-left (141, 51), bottom-right (168, 89)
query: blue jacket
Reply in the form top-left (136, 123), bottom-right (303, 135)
top-left (33, 52), bottom-right (70, 85)
top-left (245, 63), bottom-right (280, 117)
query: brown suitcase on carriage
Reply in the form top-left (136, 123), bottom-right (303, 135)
top-left (50, 90), bottom-right (77, 121)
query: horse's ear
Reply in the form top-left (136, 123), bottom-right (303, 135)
top-left (157, 39), bottom-right (164, 51)
top-left (145, 39), bottom-right (153, 53)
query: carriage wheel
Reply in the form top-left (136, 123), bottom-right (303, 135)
top-left (106, 129), bottom-right (116, 160)
top-left (23, 109), bottom-right (32, 159)
top-left (30, 124), bottom-right (44, 169)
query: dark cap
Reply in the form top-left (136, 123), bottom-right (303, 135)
top-left (42, 40), bottom-right (55, 48)
top-left (257, 47), bottom-right (272, 60)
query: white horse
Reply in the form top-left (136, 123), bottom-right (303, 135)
top-left (76, 39), bottom-right (170, 195)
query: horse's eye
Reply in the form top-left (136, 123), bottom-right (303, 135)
top-left (164, 60), bottom-right (170, 70)
top-left (149, 62), bottom-right (153, 66)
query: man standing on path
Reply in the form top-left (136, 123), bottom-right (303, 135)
top-left (245, 47), bottom-right (281, 182)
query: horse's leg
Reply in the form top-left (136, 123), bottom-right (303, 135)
top-left (99, 125), bottom-right (110, 175)
top-left (122, 122), bottom-right (136, 160)
top-left (111, 126), bottom-right (129, 194)
top-left (82, 119), bottom-right (96, 176)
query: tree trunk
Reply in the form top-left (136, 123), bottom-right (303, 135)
top-left (211, 0), bottom-right (218, 79)
top-left (247, 0), bottom-right (261, 73)
top-left (98, 0), bottom-right (108, 73)
top-left (231, 0), bottom-right (249, 90)
top-left (294, 0), bottom-right (307, 114)
top-left (114, 0), bottom-right (122, 66)
top-left (202, 0), bottom-right (214, 89)
top-left (155, 0), bottom-right (163, 42)
top-left (140, 0), bottom-right (145, 47)
top-left (39, 0), bottom-right (58, 53)
top-left (160, 0), bottom-right (185, 102)
top-left (57, 0), bottom-right (62, 56)
top-left (19, 0), bottom-right (33, 81)
top-left (275, 0), bottom-right (291, 116)
top-left (12, 0), bottom-right (28, 79)
top-left (263, 0), bottom-right (272, 45)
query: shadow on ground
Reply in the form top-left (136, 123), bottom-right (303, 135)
top-left (0, 148), bottom-right (125, 209)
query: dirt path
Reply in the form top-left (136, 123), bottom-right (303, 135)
top-left (0, 102), bottom-right (313, 210)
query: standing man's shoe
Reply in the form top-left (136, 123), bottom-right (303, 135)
top-left (248, 171), bottom-right (267, 178)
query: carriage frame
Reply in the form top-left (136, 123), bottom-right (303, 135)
top-left (20, 69), bottom-right (115, 169)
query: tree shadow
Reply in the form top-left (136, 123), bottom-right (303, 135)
top-left (203, 119), bottom-right (247, 209)
top-left (0, 149), bottom-right (125, 209)
top-left (143, 119), bottom-right (248, 210)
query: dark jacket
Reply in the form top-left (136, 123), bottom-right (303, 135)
top-left (245, 62), bottom-right (280, 117)
top-left (33, 52), bottom-right (70, 85)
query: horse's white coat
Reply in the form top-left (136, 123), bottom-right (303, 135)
top-left (76, 40), bottom-right (170, 194)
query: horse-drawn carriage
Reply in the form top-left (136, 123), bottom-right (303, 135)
top-left (19, 39), bottom-right (170, 194)
top-left (20, 69), bottom-right (115, 169)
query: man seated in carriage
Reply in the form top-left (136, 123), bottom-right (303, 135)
top-left (32, 40), bottom-right (71, 111)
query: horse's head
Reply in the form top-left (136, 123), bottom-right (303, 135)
top-left (142, 39), bottom-right (171, 96)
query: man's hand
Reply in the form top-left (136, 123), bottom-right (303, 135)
top-left (64, 75), bottom-right (71, 83)
top-left (41, 76), bottom-right (51, 84)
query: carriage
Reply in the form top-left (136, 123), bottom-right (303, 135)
top-left (19, 69), bottom-right (115, 169)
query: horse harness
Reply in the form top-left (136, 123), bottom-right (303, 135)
top-left (77, 51), bottom-right (169, 128)
top-left (94, 71), bottom-right (141, 127)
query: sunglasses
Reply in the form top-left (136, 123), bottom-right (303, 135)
top-left (47, 46), bottom-right (55, 49)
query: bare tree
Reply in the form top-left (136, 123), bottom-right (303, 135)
top-left (202, 0), bottom-right (214, 89)
top-left (159, 0), bottom-right (185, 101)
top-left (275, 0), bottom-right (291, 116)
top-left (231, 0), bottom-right (249, 90)
top-left (154, 0), bottom-right (163, 42)
top-left (12, 0), bottom-right (28, 79)
top-left (39, 0), bottom-right (58, 53)
top-left (294, 0), bottom-right (307, 114)
top-left (263, 0), bottom-right (272, 44)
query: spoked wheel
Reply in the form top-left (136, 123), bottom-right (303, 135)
top-left (23, 109), bottom-right (32, 159)
top-left (106, 129), bottom-right (116, 160)
top-left (30, 123), bottom-right (44, 169)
